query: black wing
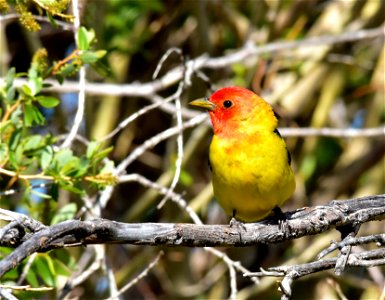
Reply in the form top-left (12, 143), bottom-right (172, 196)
top-left (273, 128), bottom-right (292, 166)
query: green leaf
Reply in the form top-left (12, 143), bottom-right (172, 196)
top-left (52, 256), bottom-right (72, 276)
top-left (60, 157), bottom-right (80, 176)
top-left (94, 50), bottom-right (107, 59)
top-left (41, 146), bottom-right (54, 169)
top-left (28, 76), bottom-right (43, 96)
top-left (54, 149), bottom-right (74, 167)
top-left (31, 189), bottom-right (52, 200)
top-left (93, 146), bottom-right (113, 162)
top-left (24, 135), bottom-right (43, 151)
top-left (21, 84), bottom-right (32, 96)
top-left (34, 255), bottom-right (56, 286)
top-left (50, 183), bottom-right (59, 201)
top-left (5, 68), bottom-right (16, 87)
top-left (60, 183), bottom-right (83, 194)
top-left (75, 156), bottom-right (89, 177)
top-left (55, 73), bottom-right (64, 84)
top-left (80, 50), bottom-right (107, 64)
top-left (36, 96), bottom-right (60, 108)
top-left (8, 149), bottom-right (19, 169)
top-left (50, 203), bottom-right (77, 225)
top-left (26, 268), bottom-right (39, 287)
top-left (79, 51), bottom-right (99, 64)
top-left (77, 27), bottom-right (95, 50)
top-left (6, 86), bottom-right (15, 102)
top-left (24, 104), bottom-right (34, 126)
top-left (58, 63), bottom-right (77, 77)
top-left (9, 127), bottom-right (22, 150)
top-left (86, 141), bottom-right (99, 158)
top-left (24, 104), bottom-right (45, 126)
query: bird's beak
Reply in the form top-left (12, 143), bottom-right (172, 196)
top-left (189, 97), bottom-right (216, 111)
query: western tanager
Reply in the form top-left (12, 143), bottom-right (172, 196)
top-left (190, 86), bottom-right (296, 222)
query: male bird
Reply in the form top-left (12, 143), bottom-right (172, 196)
top-left (190, 86), bottom-right (295, 222)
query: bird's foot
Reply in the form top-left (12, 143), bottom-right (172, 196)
top-left (229, 217), bottom-right (247, 232)
top-left (272, 206), bottom-right (289, 231)
top-left (229, 210), bottom-right (247, 243)
top-left (229, 217), bottom-right (246, 243)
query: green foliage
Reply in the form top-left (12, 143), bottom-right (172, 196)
top-left (0, 27), bottom-right (114, 201)
top-left (0, 25), bottom-right (114, 293)
top-left (51, 27), bottom-right (108, 83)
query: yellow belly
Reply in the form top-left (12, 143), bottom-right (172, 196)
top-left (209, 133), bottom-right (295, 222)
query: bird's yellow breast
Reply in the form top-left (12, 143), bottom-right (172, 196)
top-left (209, 131), bottom-right (295, 222)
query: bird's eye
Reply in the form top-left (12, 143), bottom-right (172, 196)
top-left (223, 100), bottom-right (233, 108)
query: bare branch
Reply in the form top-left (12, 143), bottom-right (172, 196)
top-left (204, 26), bottom-right (384, 69)
top-left (58, 245), bottom-right (105, 299)
top-left (318, 233), bottom-right (385, 259)
top-left (105, 251), bottom-right (164, 300)
top-left (0, 287), bottom-right (18, 300)
top-left (60, 0), bottom-right (86, 148)
top-left (0, 194), bottom-right (384, 279)
top-left (246, 248), bottom-right (385, 300)
top-left (0, 208), bottom-right (46, 233)
top-left (115, 114), bottom-right (207, 174)
top-left (157, 49), bottom-right (186, 209)
top-left (279, 126), bottom-right (385, 138)
top-left (6, 26), bottom-right (384, 97)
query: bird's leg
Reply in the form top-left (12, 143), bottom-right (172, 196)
top-left (272, 206), bottom-right (288, 231)
top-left (229, 209), bottom-right (247, 232)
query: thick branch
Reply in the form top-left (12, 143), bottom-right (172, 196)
top-left (0, 194), bottom-right (384, 278)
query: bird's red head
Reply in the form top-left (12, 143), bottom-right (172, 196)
top-left (190, 86), bottom-right (277, 136)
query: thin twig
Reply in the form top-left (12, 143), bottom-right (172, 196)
top-left (116, 114), bottom-right (207, 174)
top-left (119, 173), bottom-right (202, 225)
top-left (105, 251), bottom-right (164, 300)
top-left (6, 26), bottom-right (384, 97)
top-left (0, 288), bottom-right (18, 300)
top-left (60, 0), bottom-right (86, 148)
top-left (279, 126), bottom-right (385, 138)
top-left (100, 98), bottom-right (174, 141)
top-left (103, 255), bottom-right (119, 300)
top-left (0, 285), bottom-right (53, 291)
top-left (60, 245), bottom-right (105, 298)
top-left (158, 48), bottom-right (186, 209)
top-left (0, 13), bottom-right (74, 30)
top-left (318, 233), bottom-right (385, 259)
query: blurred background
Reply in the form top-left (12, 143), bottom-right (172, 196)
top-left (1, 0), bottom-right (384, 299)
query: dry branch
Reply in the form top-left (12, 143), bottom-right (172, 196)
top-left (5, 26), bottom-right (384, 97)
top-left (246, 248), bottom-right (385, 300)
top-left (0, 194), bottom-right (384, 279)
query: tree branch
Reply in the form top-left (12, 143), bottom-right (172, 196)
top-left (0, 194), bottom-right (384, 278)
top-left (6, 26), bottom-right (384, 97)
top-left (246, 248), bottom-right (385, 300)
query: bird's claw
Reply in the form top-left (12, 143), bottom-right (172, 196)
top-left (229, 217), bottom-right (247, 231)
